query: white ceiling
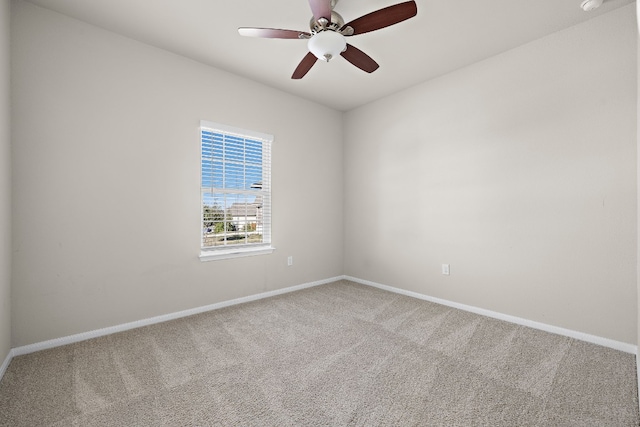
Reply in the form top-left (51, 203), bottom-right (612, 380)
top-left (23, 0), bottom-right (635, 111)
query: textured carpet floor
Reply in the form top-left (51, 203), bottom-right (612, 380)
top-left (0, 280), bottom-right (638, 426)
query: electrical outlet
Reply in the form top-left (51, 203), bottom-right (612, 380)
top-left (287, 256), bottom-right (293, 266)
top-left (442, 264), bottom-right (450, 275)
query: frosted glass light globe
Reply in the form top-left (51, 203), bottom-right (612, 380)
top-left (308, 31), bottom-right (346, 62)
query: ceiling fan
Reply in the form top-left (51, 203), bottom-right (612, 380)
top-left (238, 0), bottom-right (418, 79)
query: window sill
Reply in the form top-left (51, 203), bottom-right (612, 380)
top-left (199, 246), bottom-right (275, 262)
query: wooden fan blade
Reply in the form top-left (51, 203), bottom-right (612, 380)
top-left (308, 0), bottom-right (332, 22)
top-left (292, 52), bottom-right (318, 79)
top-left (340, 44), bottom-right (379, 73)
top-left (342, 1), bottom-right (417, 36)
top-left (238, 27), bottom-right (311, 39)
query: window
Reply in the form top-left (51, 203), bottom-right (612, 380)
top-left (200, 121), bottom-right (273, 261)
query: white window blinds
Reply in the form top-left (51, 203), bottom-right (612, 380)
top-left (200, 121), bottom-right (272, 254)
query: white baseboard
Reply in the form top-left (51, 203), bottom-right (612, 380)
top-left (4, 273), bottom-right (636, 373)
top-left (0, 348), bottom-right (13, 382)
top-left (11, 276), bottom-right (343, 358)
top-left (344, 275), bottom-right (638, 355)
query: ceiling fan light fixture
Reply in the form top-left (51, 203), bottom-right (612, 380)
top-left (238, 0), bottom-right (418, 78)
top-left (308, 30), bottom-right (346, 62)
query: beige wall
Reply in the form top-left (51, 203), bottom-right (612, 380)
top-left (0, 0), bottom-right (10, 362)
top-left (344, 6), bottom-right (637, 344)
top-left (10, 2), bottom-right (343, 346)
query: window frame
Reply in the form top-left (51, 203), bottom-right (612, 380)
top-left (199, 120), bottom-right (274, 262)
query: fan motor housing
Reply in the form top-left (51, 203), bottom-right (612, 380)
top-left (309, 11), bottom-right (345, 34)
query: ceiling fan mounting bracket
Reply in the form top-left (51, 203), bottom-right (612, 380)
top-left (309, 11), bottom-right (345, 35)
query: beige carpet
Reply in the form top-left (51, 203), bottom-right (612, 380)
top-left (0, 280), bottom-right (638, 426)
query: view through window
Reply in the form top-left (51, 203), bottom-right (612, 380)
top-left (200, 121), bottom-right (272, 256)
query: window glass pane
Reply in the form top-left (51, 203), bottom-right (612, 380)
top-left (245, 139), bottom-right (262, 164)
top-left (201, 124), bottom-right (271, 251)
top-left (224, 137), bottom-right (244, 163)
top-left (211, 161), bottom-right (224, 188)
top-left (246, 165), bottom-right (262, 189)
top-left (224, 163), bottom-right (245, 190)
top-left (202, 193), bottom-right (230, 247)
top-left (201, 192), bottom-right (265, 248)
